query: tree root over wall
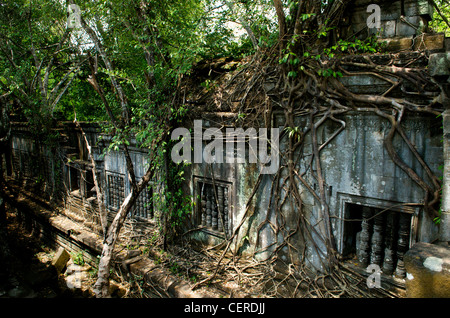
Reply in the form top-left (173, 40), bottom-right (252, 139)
top-left (180, 34), bottom-right (444, 297)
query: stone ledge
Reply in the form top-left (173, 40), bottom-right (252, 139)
top-left (128, 258), bottom-right (215, 298)
top-left (5, 184), bottom-right (214, 298)
top-left (379, 37), bottom-right (413, 52)
top-left (404, 242), bottom-right (450, 297)
top-left (414, 33), bottom-right (446, 52)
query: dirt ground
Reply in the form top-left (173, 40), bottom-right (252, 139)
top-left (0, 210), bottom-right (81, 298)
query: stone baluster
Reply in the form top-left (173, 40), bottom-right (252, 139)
top-left (211, 186), bottom-right (218, 231)
top-left (217, 186), bottom-right (224, 232)
top-left (382, 211), bottom-right (397, 275)
top-left (357, 206), bottom-right (372, 267)
top-left (119, 177), bottom-right (124, 202)
top-left (140, 193), bottom-right (144, 217)
top-left (206, 186), bottom-right (212, 228)
top-left (109, 175), bottom-right (112, 207)
top-left (113, 176), bottom-right (118, 208)
top-left (108, 175), bottom-right (112, 206)
top-left (200, 184), bottom-right (206, 226)
top-left (107, 175), bottom-right (111, 206)
top-left (224, 187), bottom-right (229, 236)
top-left (149, 188), bottom-right (154, 219)
top-left (395, 213), bottom-right (411, 278)
top-left (370, 211), bottom-right (384, 266)
top-left (143, 191), bottom-right (148, 218)
top-left (142, 192), bottom-right (146, 217)
top-left (138, 194), bottom-right (143, 217)
top-left (115, 176), bottom-right (120, 208)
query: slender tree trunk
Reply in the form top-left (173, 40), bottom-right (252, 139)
top-left (75, 1), bottom-right (131, 125)
top-left (0, 94), bottom-right (10, 227)
top-left (75, 121), bottom-right (108, 237)
top-left (224, 0), bottom-right (259, 50)
top-left (93, 164), bottom-right (155, 297)
top-left (0, 153), bottom-right (5, 227)
top-left (273, 0), bottom-right (287, 47)
top-left (93, 192), bottom-right (135, 297)
top-left (70, 0), bottom-right (168, 296)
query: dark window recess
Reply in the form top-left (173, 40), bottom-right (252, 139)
top-left (69, 166), bottom-right (80, 192)
top-left (11, 150), bottom-right (20, 177)
top-left (343, 204), bottom-right (412, 278)
top-left (83, 169), bottom-right (95, 198)
top-left (198, 181), bottom-right (230, 236)
top-left (130, 187), bottom-right (153, 219)
top-left (107, 173), bottom-right (125, 211)
top-left (15, 150), bottom-right (32, 178)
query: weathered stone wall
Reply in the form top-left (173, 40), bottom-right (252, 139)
top-left (316, 112), bottom-right (441, 261)
top-left (342, 0), bottom-right (434, 40)
top-left (4, 0), bottom-right (450, 288)
top-left (184, 35), bottom-right (449, 274)
top-left (6, 122), bottom-right (156, 237)
top-left (8, 123), bottom-right (67, 201)
top-left (183, 110), bottom-right (443, 272)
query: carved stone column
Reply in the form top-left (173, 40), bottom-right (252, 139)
top-left (211, 193), bottom-right (218, 231)
top-left (395, 213), bottom-right (411, 278)
top-left (383, 211), bottom-right (397, 275)
top-left (206, 186), bottom-right (212, 228)
top-left (357, 206), bottom-right (372, 267)
top-left (201, 184), bottom-right (206, 226)
top-left (370, 212), bottom-right (384, 266)
top-left (224, 187), bottom-right (229, 236)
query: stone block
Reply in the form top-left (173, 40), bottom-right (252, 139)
top-left (380, 20), bottom-right (397, 38)
top-left (404, 242), bottom-right (450, 298)
top-left (51, 247), bottom-right (70, 273)
top-left (350, 0), bottom-right (432, 20)
top-left (339, 74), bottom-right (394, 94)
top-left (380, 37), bottom-right (413, 52)
top-left (414, 34), bottom-right (446, 51)
top-left (399, 0), bottom-right (434, 20)
top-left (396, 16), bottom-right (421, 37)
top-left (351, 2), bottom-right (401, 24)
top-left (428, 53), bottom-right (450, 77)
top-left (415, 0), bottom-right (434, 20)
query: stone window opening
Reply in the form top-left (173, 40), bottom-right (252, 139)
top-left (69, 166), bottom-right (80, 193)
top-left (81, 168), bottom-right (95, 199)
top-left (342, 203), bottom-right (415, 278)
top-left (196, 179), bottom-right (232, 238)
top-left (106, 171), bottom-right (125, 211)
top-left (130, 186), bottom-right (154, 220)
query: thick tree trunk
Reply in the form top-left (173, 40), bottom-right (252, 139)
top-left (273, 0), bottom-right (287, 44)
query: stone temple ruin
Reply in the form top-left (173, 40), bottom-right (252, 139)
top-left (2, 0), bottom-right (450, 297)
